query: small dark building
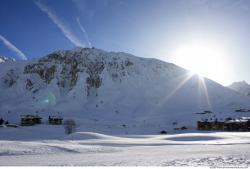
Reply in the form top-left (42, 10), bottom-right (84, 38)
top-left (21, 115), bottom-right (35, 126)
top-left (21, 115), bottom-right (42, 126)
top-left (48, 116), bottom-right (63, 125)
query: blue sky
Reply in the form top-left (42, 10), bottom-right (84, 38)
top-left (0, 0), bottom-right (250, 85)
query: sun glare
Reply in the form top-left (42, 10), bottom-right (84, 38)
top-left (172, 42), bottom-right (229, 83)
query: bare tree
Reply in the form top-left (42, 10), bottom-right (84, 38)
top-left (63, 119), bottom-right (76, 134)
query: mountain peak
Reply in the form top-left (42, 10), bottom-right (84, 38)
top-left (228, 81), bottom-right (250, 96)
top-left (0, 56), bottom-right (15, 63)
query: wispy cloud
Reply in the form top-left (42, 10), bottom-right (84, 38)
top-left (76, 17), bottom-right (92, 47)
top-left (0, 35), bottom-right (27, 60)
top-left (33, 0), bottom-right (85, 47)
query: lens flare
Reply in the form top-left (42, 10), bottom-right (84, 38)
top-left (42, 92), bottom-right (56, 106)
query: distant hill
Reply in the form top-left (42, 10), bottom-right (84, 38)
top-left (228, 81), bottom-right (250, 96)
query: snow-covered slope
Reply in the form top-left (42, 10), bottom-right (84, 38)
top-left (228, 81), bottom-right (250, 96)
top-left (0, 47), bottom-right (250, 134)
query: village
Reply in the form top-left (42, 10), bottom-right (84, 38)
top-left (1, 110), bottom-right (250, 133)
top-left (197, 109), bottom-right (250, 132)
top-left (0, 115), bottom-right (63, 127)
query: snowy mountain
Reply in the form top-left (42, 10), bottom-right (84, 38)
top-left (228, 81), bottom-right (250, 96)
top-left (0, 47), bottom-right (250, 134)
top-left (0, 56), bottom-right (15, 63)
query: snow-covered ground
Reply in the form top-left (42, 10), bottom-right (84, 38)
top-left (1, 125), bottom-right (250, 166)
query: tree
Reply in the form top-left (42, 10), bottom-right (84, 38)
top-left (63, 119), bottom-right (76, 135)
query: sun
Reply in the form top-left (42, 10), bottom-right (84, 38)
top-left (172, 41), bottom-right (229, 83)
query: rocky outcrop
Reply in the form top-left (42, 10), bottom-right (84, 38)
top-left (86, 61), bottom-right (104, 96)
top-left (24, 63), bottom-right (56, 84)
top-left (1, 47), bottom-right (136, 97)
top-left (2, 69), bottom-right (18, 87)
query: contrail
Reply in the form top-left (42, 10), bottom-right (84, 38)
top-left (33, 0), bottom-right (85, 47)
top-left (76, 17), bottom-right (92, 47)
top-left (0, 35), bottom-right (27, 60)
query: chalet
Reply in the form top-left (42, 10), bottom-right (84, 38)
top-left (48, 116), bottom-right (63, 125)
top-left (21, 115), bottom-right (42, 126)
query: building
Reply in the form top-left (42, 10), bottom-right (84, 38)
top-left (21, 115), bottom-right (42, 126)
top-left (197, 117), bottom-right (250, 131)
top-left (48, 116), bottom-right (63, 125)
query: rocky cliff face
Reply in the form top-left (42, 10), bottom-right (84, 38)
top-left (16, 48), bottom-right (137, 97)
